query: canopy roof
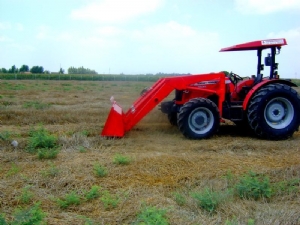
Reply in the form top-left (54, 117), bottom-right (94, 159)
top-left (220, 38), bottom-right (287, 52)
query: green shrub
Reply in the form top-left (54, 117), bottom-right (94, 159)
top-left (93, 163), bottom-right (108, 177)
top-left (172, 192), bottom-right (186, 206)
top-left (0, 214), bottom-right (7, 225)
top-left (191, 188), bottom-right (227, 213)
top-left (27, 126), bottom-right (58, 153)
top-left (100, 190), bottom-right (119, 210)
top-left (85, 186), bottom-right (101, 201)
top-left (12, 202), bottom-right (46, 225)
top-left (113, 154), bottom-right (131, 165)
top-left (235, 171), bottom-right (272, 200)
top-left (57, 192), bottom-right (81, 209)
top-left (134, 205), bottom-right (169, 225)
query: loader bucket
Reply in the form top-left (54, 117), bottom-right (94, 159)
top-left (101, 102), bottom-right (125, 138)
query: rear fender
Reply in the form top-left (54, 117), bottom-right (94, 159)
top-left (243, 79), bottom-right (297, 110)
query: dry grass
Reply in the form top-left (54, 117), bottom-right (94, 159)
top-left (0, 80), bottom-right (300, 225)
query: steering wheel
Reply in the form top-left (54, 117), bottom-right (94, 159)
top-left (229, 72), bottom-right (243, 84)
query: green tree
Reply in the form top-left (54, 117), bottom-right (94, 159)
top-left (8, 65), bottom-right (17, 73)
top-left (59, 68), bottom-right (64, 74)
top-left (19, 65), bottom-right (29, 72)
top-left (1, 68), bottom-right (7, 73)
top-left (30, 66), bottom-right (44, 73)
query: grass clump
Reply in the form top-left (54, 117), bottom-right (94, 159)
top-left (11, 202), bottom-right (46, 225)
top-left (85, 186), bottom-right (101, 201)
top-left (41, 163), bottom-right (60, 177)
top-left (191, 188), bottom-right (228, 213)
top-left (37, 147), bottom-right (59, 159)
top-left (272, 178), bottom-right (300, 195)
top-left (134, 205), bottom-right (169, 225)
top-left (6, 163), bottom-right (20, 177)
top-left (17, 186), bottom-right (34, 204)
top-left (0, 131), bottom-right (11, 141)
top-left (57, 191), bottom-right (81, 209)
top-left (79, 146), bottom-right (87, 153)
top-left (23, 101), bottom-right (50, 110)
top-left (113, 154), bottom-right (131, 165)
top-left (235, 171), bottom-right (272, 200)
top-left (100, 190), bottom-right (119, 210)
top-left (93, 163), bottom-right (108, 177)
top-left (26, 126), bottom-right (59, 159)
top-left (172, 192), bottom-right (186, 206)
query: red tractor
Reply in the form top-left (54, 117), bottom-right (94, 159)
top-left (101, 38), bottom-right (300, 140)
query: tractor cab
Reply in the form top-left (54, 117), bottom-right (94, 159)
top-left (220, 38), bottom-right (287, 101)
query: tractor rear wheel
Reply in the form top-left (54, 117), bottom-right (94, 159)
top-left (247, 84), bottom-right (300, 139)
top-left (178, 98), bottom-right (220, 139)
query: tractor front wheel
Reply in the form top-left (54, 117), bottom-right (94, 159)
top-left (168, 112), bottom-right (177, 126)
top-left (178, 98), bottom-right (220, 139)
top-left (247, 84), bottom-right (300, 139)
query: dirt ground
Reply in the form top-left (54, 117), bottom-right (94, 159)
top-left (0, 80), bottom-right (299, 225)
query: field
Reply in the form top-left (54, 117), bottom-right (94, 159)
top-left (0, 80), bottom-right (299, 225)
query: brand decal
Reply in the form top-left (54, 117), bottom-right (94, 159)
top-left (261, 39), bottom-right (284, 45)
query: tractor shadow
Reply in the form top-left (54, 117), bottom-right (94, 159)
top-left (217, 124), bottom-right (256, 138)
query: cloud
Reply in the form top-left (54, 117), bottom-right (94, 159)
top-left (0, 22), bottom-right (12, 30)
top-left (0, 36), bottom-right (13, 42)
top-left (36, 25), bottom-right (73, 42)
top-left (70, 0), bottom-right (163, 23)
top-left (235, 0), bottom-right (300, 14)
top-left (131, 21), bottom-right (219, 54)
top-left (95, 26), bottom-right (123, 36)
top-left (267, 27), bottom-right (300, 50)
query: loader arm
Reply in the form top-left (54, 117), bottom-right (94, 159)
top-left (101, 72), bottom-right (226, 137)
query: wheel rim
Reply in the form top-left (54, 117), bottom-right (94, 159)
top-left (264, 97), bottom-right (294, 129)
top-left (188, 107), bottom-right (214, 134)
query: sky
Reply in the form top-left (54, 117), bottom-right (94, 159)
top-left (0, 0), bottom-right (300, 78)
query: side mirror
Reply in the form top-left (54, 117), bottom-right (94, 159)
top-left (265, 56), bottom-right (272, 66)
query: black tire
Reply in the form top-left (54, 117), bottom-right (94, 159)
top-left (168, 112), bottom-right (177, 126)
top-left (178, 98), bottom-right (220, 139)
top-left (247, 84), bottom-right (300, 139)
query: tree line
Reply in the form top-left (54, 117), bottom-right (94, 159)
top-left (1, 65), bottom-right (57, 74)
top-left (68, 66), bottom-right (98, 74)
top-left (0, 65), bottom-right (99, 75)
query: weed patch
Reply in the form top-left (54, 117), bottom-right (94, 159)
top-left (113, 154), bottom-right (131, 165)
top-left (85, 186), bottom-right (101, 201)
top-left (93, 163), bottom-right (108, 177)
top-left (23, 101), bottom-right (50, 110)
top-left (6, 163), bottom-right (20, 177)
top-left (41, 163), bottom-right (60, 177)
top-left (100, 190), bottom-right (119, 210)
top-left (235, 171), bottom-right (272, 200)
top-left (11, 202), bottom-right (46, 225)
top-left (191, 188), bottom-right (230, 213)
top-left (57, 191), bottom-right (81, 209)
top-left (172, 192), bottom-right (186, 206)
top-left (26, 126), bottom-right (59, 159)
top-left (134, 205), bottom-right (169, 225)
top-left (17, 186), bottom-right (34, 204)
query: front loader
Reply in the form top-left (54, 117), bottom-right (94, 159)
top-left (101, 38), bottom-right (300, 140)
